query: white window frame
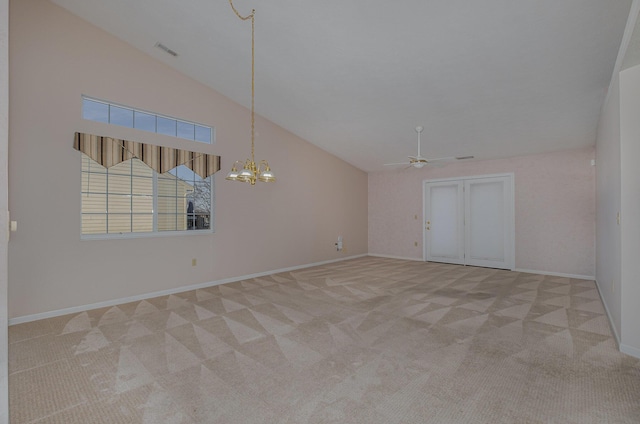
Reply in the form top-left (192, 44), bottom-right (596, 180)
top-left (82, 95), bottom-right (215, 144)
top-left (80, 157), bottom-right (215, 241)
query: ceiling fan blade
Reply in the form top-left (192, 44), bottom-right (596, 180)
top-left (425, 155), bottom-right (474, 162)
top-left (383, 162), bottom-right (411, 166)
top-left (425, 156), bottom-right (457, 162)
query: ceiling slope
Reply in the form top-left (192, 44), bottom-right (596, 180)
top-left (51, 0), bottom-right (633, 171)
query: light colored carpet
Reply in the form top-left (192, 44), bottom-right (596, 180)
top-left (8, 257), bottom-right (640, 423)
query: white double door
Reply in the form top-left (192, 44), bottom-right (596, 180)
top-left (423, 174), bottom-right (514, 270)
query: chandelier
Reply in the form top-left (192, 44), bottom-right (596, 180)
top-left (225, 0), bottom-right (275, 185)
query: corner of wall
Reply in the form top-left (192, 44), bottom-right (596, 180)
top-left (0, 0), bottom-right (9, 420)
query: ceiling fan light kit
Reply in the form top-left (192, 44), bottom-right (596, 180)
top-left (384, 126), bottom-right (473, 169)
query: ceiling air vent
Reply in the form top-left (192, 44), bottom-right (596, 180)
top-left (155, 42), bottom-right (178, 57)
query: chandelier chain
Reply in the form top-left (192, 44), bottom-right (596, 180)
top-left (225, 0), bottom-right (275, 185)
top-left (251, 11), bottom-right (254, 161)
top-left (229, 0), bottom-right (254, 20)
top-left (229, 0), bottom-right (256, 162)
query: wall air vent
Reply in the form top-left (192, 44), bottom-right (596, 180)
top-left (155, 42), bottom-right (178, 57)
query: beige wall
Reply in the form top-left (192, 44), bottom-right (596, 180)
top-left (8, 0), bottom-right (368, 319)
top-left (369, 147), bottom-right (596, 278)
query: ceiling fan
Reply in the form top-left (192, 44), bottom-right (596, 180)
top-left (384, 126), bottom-right (473, 168)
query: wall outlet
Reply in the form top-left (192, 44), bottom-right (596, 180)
top-left (192, 258), bottom-right (197, 267)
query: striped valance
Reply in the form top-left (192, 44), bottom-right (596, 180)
top-left (73, 132), bottom-right (221, 178)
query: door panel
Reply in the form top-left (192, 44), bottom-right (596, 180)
top-left (425, 181), bottom-right (464, 264)
top-left (423, 174), bottom-right (513, 270)
top-left (465, 177), bottom-right (510, 268)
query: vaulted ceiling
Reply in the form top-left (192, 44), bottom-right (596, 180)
top-left (51, 0), bottom-right (633, 171)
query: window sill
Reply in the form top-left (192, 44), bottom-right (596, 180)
top-left (81, 228), bottom-right (214, 241)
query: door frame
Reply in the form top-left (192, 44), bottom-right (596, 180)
top-left (422, 173), bottom-right (515, 270)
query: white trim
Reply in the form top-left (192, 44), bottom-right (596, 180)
top-left (592, 280), bottom-right (640, 360)
top-left (368, 253), bottom-right (423, 262)
top-left (592, 281), bottom-right (640, 361)
top-left (9, 254), bottom-right (367, 325)
top-left (620, 343), bottom-right (640, 359)
top-left (422, 172), bottom-right (515, 185)
top-left (514, 268), bottom-right (594, 280)
top-left (604, 0), bottom-right (640, 108)
top-left (595, 279), bottom-right (621, 347)
top-left (0, 0), bottom-right (7, 419)
top-left (510, 174), bottom-right (516, 270)
top-left (81, 227), bottom-right (214, 241)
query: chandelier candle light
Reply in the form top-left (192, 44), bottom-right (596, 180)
top-left (225, 0), bottom-right (275, 185)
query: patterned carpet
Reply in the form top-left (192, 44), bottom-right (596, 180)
top-left (8, 257), bottom-right (640, 423)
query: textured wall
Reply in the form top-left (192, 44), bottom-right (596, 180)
top-left (8, 0), bottom-right (368, 318)
top-left (369, 147), bottom-right (596, 277)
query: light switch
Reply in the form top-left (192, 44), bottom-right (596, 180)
top-left (10, 221), bottom-right (17, 232)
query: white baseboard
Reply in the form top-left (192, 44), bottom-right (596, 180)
top-left (367, 254), bottom-right (423, 262)
top-left (620, 343), bottom-right (640, 359)
top-left (4, 256), bottom-right (606, 326)
top-left (593, 281), bottom-right (640, 360)
top-left (9, 254), bottom-right (367, 326)
top-left (594, 279), bottom-right (621, 346)
top-left (367, 259), bottom-right (596, 281)
top-left (514, 268), bottom-right (594, 280)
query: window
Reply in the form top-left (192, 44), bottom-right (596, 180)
top-left (82, 97), bottom-right (213, 144)
top-left (81, 155), bottom-right (213, 237)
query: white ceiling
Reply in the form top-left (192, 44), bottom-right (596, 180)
top-left (50, 0), bottom-right (632, 171)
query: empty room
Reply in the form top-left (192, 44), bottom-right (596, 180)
top-left (1, 0), bottom-right (640, 423)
